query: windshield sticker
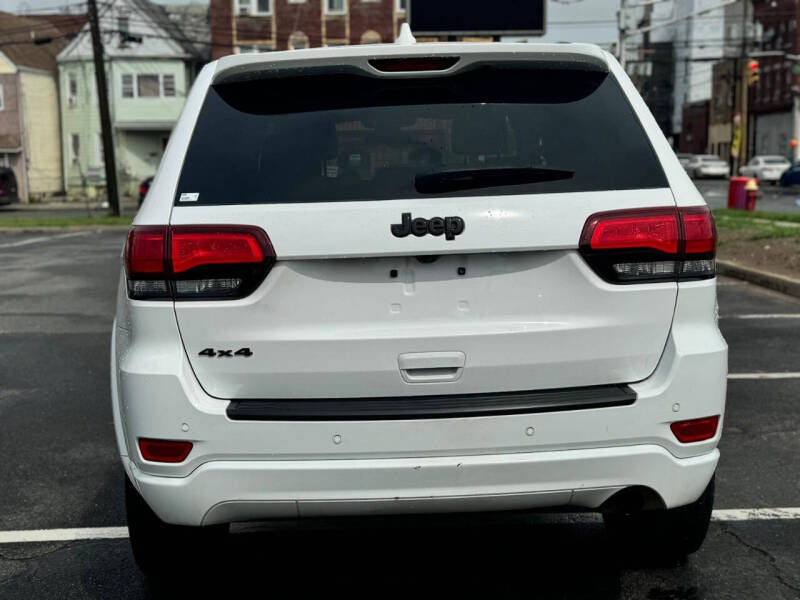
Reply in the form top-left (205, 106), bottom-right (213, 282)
top-left (179, 193), bottom-right (199, 202)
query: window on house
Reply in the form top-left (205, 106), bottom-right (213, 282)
top-left (121, 74), bottom-right (134, 98)
top-left (0, 153), bottom-right (8, 167)
top-left (236, 0), bottom-right (251, 14)
top-left (0, 84), bottom-right (4, 111)
top-left (255, 0), bottom-right (271, 14)
top-left (137, 74), bottom-right (160, 97)
top-left (163, 74), bottom-right (176, 97)
top-left (68, 72), bottom-right (78, 104)
top-left (326, 0), bottom-right (346, 14)
top-left (70, 133), bottom-right (80, 166)
top-left (396, 0), bottom-right (406, 11)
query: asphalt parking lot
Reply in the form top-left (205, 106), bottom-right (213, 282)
top-left (0, 230), bottom-right (799, 599)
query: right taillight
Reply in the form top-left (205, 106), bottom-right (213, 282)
top-left (579, 206), bottom-right (716, 283)
top-left (124, 225), bottom-right (275, 300)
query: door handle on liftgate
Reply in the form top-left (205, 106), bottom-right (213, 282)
top-left (398, 351), bottom-right (466, 383)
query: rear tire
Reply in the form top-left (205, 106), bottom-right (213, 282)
top-left (603, 475), bottom-right (714, 565)
top-left (125, 476), bottom-right (228, 578)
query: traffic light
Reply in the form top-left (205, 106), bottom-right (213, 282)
top-left (747, 60), bottom-right (760, 85)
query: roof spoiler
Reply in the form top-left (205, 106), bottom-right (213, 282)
top-left (212, 44), bottom-right (609, 86)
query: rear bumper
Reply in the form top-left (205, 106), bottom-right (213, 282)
top-left (113, 279), bottom-right (727, 526)
top-left (129, 445), bottom-right (719, 526)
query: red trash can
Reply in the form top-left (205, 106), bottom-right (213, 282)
top-left (728, 176), bottom-right (750, 209)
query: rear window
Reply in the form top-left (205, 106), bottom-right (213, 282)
top-left (764, 158), bottom-right (788, 164)
top-left (175, 66), bottom-right (668, 206)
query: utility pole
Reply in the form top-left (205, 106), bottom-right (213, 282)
top-left (618, 0), bottom-right (628, 70)
top-left (87, 0), bottom-right (120, 216)
top-left (729, 0), bottom-right (749, 173)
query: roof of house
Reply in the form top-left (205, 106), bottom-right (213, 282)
top-left (130, 0), bottom-right (206, 61)
top-left (0, 11), bottom-right (87, 71)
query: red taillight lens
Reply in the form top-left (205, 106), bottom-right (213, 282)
top-left (579, 206), bottom-right (716, 283)
top-left (125, 226), bottom-right (167, 274)
top-left (124, 225), bottom-right (275, 300)
top-left (368, 57), bottom-right (460, 72)
top-left (171, 230), bottom-right (264, 273)
top-left (670, 415), bottom-right (720, 443)
top-left (138, 438), bottom-right (193, 463)
top-left (581, 209), bottom-right (679, 254)
top-left (682, 207), bottom-right (717, 254)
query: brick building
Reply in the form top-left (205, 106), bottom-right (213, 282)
top-left (208, 0), bottom-right (408, 60)
top-left (747, 0), bottom-right (799, 159)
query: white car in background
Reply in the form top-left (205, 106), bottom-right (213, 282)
top-left (739, 155), bottom-right (791, 183)
top-left (676, 152), bottom-right (693, 169)
top-left (686, 155), bottom-right (729, 179)
top-left (113, 39), bottom-right (727, 577)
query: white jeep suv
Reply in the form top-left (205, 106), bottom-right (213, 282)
top-left (113, 41), bottom-right (727, 575)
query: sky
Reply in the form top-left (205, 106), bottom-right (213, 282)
top-left (7, 0), bottom-right (632, 47)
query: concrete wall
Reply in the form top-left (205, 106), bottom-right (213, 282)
top-left (20, 70), bottom-right (63, 195)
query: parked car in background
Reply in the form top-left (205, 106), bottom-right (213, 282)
top-left (0, 167), bottom-right (19, 205)
top-left (138, 176), bottom-right (154, 207)
top-left (779, 163), bottom-right (800, 187)
top-left (686, 155), bottom-right (729, 179)
top-left (739, 156), bottom-right (791, 183)
top-left (676, 153), bottom-right (693, 169)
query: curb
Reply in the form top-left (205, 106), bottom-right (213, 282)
top-left (717, 259), bottom-right (800, 298)
top-left (0, 226), bottom-right (131, 233)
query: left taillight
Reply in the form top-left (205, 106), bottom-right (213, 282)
top-left (579, 206), bottom-right (716, 284)
top-left (124, 225), bottom-right (275, 300)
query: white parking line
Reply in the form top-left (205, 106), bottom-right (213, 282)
top-left (722, 314), bottom-right (800, 319)
top-left (0, 231), bottom-right (88, 250)
top-left (712, 508), bottom-right (800, 521)
top-left (1, 508), bottom-right (799, 544)
top-left (0, 526), bottom-right (128, 544)
top-left (728, 373), bottom-right (800, 380)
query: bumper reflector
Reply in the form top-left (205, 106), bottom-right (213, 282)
top-left (670, 415), bottom-right (720, 443)
top-left (138, 438), bottom-right (193, 463)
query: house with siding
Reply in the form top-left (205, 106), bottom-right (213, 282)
top-left (0, 12), bottom-right (85, 202)
top-left (56, 0), bottom-right (205, 195)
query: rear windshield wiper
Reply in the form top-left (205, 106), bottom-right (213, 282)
top-left (415, 167), bottom-right (574, 194)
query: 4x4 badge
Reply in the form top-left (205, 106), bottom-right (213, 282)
top-left (391, 212), bottom-right (465, 241)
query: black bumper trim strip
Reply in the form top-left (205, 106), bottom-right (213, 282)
top-left (225, 384), bottom-right (636, 421)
